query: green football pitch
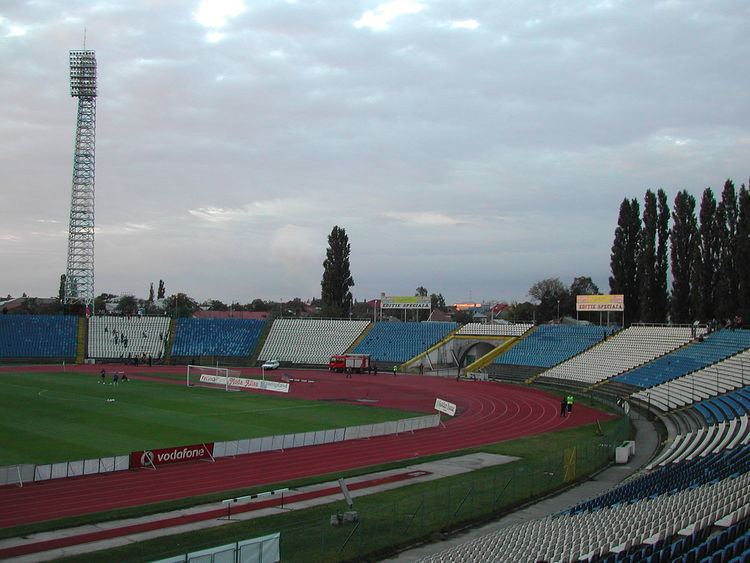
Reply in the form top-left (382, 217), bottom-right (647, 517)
top-left (0, 371), bottom-right (420, 465)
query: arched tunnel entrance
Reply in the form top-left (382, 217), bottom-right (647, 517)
top-left (457, 341), bottom-right (498, 368)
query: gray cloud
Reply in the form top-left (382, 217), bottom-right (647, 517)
top-left (1, 0), bottom-right (748, 304)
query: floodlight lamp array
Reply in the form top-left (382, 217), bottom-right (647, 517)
top-left (70, 50), bottom-right (97, 98)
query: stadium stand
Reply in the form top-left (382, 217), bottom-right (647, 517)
top-left (420, 446), bottom-right (750, 563)
top-left (171, 318), bottom-right (266, 358)
top-left (0, 315), bottom-right (77, 358)
top-left (631, 350), bottom-right (750, 410)
top-left (614, 329), bottom-right (750, 388)
top-left (493, 324), bottom-right (615, 369)
top-left (258, 318), bottom-right (370, 365)
top-left (351, 321), bottom-right (457, 363)
top-left (539, 325), bottom-right (703, 386)
top-left (456, 322), bottom-right (533, 337)
top-left (87, 316), bottom-right (171, 360)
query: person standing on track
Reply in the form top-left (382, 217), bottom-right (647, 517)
top-left (566, 394), bottom-right (574, 414)
top-left (560, 396), bottom-right (568, 417)
top-left (392, 365), bottom-right (397, 377)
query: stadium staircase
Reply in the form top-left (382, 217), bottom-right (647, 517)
top-left (463, 336), bottom-right (518, 374)
top-left (345, 322), bottom-right (373, 353)
top-left (163, 318), bottom-right (176, 363)
top-left (75, 317), bottom-right (86, 364)
top-left (250, 316), bottom-right (274, 366)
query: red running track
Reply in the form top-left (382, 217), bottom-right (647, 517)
top-left (0, 365), bottom-right (613, 528)
top-left (0, 469), bottom-right (431, 559)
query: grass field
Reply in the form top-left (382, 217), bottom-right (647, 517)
top-left (0, 371), bottom-right (421, 465)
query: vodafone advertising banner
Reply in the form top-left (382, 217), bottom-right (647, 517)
top-left (130, 443), bottom-right (214, 469)
top-left (199, 374), bottom-right (290, 393)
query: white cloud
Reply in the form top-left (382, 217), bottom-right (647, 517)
top-left (354, 0), bottom-right (425, 31)
top-left (450, 19), bottom-right (479, 30)
top-left (187, 198), bottom-right (318, 224)
top-left (96, 223), bottom-right (155, 236)
top-left (193, 0), bottom-right (246, 29)
top-left (383, 211), bottom-right (466, 227)
top-left (205, 31), bottom-right (226, 43)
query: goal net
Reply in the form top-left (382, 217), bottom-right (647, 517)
top-left (186, 365), bottom-right (242, 391)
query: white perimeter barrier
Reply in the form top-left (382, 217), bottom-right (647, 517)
top-left (0, 414), bottom-right (440, 486)
top-left (0, 455), bottom-right (129, 486)
top-left (212, 414), bottom-right (440, 459)
top-left (153, 531), bottom-right (281, 563)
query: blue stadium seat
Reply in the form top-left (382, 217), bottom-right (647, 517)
top-left (615, 330), bottom-right (750, 388)
top-left (172, 318), bottom-right (266, 357)
top-left (494, 324), bottom-right (614, 368)
top-left (352, 322), bottom-right (457, 363)
top-left (0, 315), bottom-right (77, 358)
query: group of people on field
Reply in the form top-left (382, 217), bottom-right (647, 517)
top-left (100, 368), bottom-right (128, 385)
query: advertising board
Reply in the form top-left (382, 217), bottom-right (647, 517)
top-left (381, 295), bottom-right (431, 309)
top-left (576, 294), bottom-right (624, 312)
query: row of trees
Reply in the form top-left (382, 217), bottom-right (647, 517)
top-left (610, 178), bottom-right (750, 324)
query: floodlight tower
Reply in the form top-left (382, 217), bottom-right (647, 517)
top-left (64, 50), bottom-right (97, 310)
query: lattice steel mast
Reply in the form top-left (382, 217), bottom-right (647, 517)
top-left (64, 50), bottom-right (97, 309)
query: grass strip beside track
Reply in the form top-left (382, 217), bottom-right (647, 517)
top-left (19, 418), bottom-right (629, 561)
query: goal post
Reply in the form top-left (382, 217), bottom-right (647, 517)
top-left (186, 365), bottom-right (242, 391)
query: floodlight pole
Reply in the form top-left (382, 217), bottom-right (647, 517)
top-left (64, 50), bottom-right (98, 311)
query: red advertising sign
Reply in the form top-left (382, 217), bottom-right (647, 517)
top-left (130, 442), bottom-right (214, 469)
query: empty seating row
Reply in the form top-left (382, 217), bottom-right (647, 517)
top-left (541, 326), bottom-right (701, 385)
top-left (418, 472), bottom-right (750, 563)
top-left (614, 329), bottom-right (750, 388)
top-left (171, 318), bottom-right (266, 357)
top-left (636, 518), bottom-right (750, 563)
top-left (631, 350), bottom-right (750, 411)
top-left (570, 443), bottom-right (750, 513)
top-left (456, 322), bottom-right (533, 337)
top-left (87, 316), bottom-right (170, 360)
top-left (494, 324), bottom-right (614, 368)
top-left (258, 318), bottom-right (370, 365)
top-left (648, 417), bottom-right (750, 468)
top-left (351, 321), bottom-right (456, 363)
top-left (0, 315), bottom-right (77, 358)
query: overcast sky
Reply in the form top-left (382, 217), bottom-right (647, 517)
top-left (1, 0), bottom-right (748, 305)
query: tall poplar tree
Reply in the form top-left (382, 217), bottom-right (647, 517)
top-left (736, 183), bottom-right (750, 319)
top-left (638, 190), bottom-right (658, 322)
top-left (670, 190), bottom-right (697, 323)
top-left (654, 189), bottom-right (670, 322)
top-left (715, 180), bottom-right (739, 320)
top-left (610, 198), bottom-right (641, 324)
top-left (321, 226), bottom-right (355, 318)
top-left (692, 188), bottom-right (717, 321)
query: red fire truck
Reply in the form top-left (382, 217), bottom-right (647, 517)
top-left (329, 353), bottom-right (371, 373)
